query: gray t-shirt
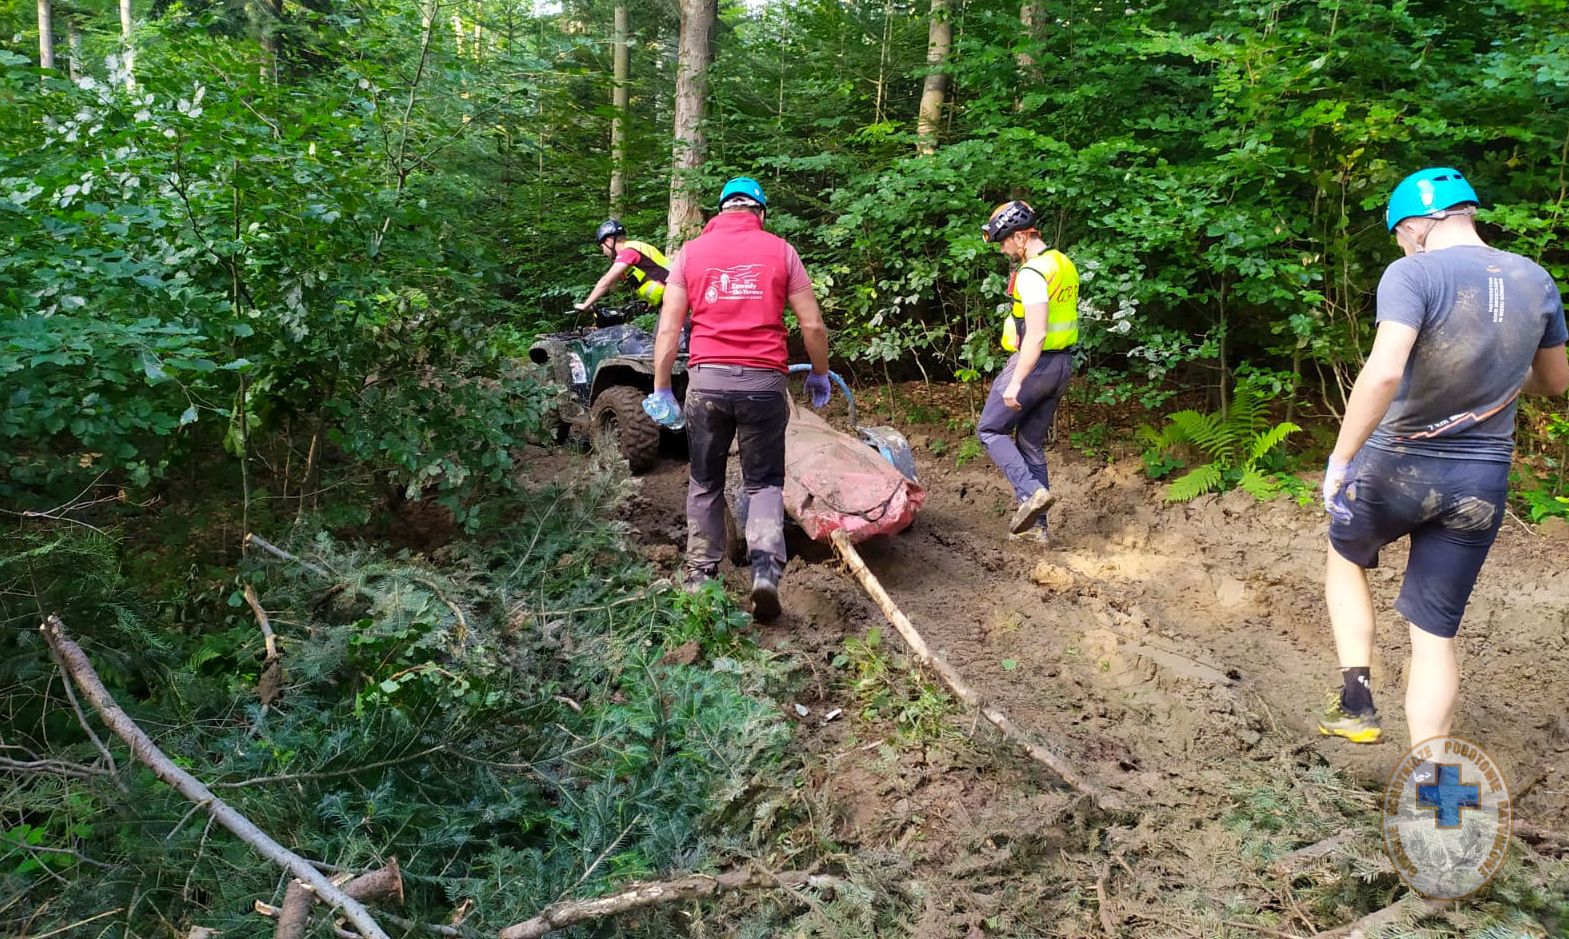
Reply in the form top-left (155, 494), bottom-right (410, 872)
top-left (1368, 245), bottom-right (1567, 462)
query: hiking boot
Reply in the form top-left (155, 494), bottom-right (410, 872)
top-left (682, 565), bottom-right (718, 594)
top-left (750, 562), bottom-right (781, 623)
top-left (1009, 527), bottom-right (1050, 546)
top-left (1009, 488), bottom-right (1057, 535)
top-left (1317, 693), bottom-right (1382, 744)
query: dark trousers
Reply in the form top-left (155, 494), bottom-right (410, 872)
top-left (685, 365), bottom-right (789, 573)
top-left (977, 351), bottom-right (1072, 510)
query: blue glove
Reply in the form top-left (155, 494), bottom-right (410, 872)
top-left (804, 371), bottom-right (832, 409)
top-left (1322, 454), bottom-right (1353, 524)
top-left (641, 389), bottom-right (684, 430)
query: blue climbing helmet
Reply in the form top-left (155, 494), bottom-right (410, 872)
top-left (1385, 167), bottom-right (1480, 231)
top-left (718, 176), bottom-right (767, 209)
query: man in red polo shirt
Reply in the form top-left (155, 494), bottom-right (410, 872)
top-left (647, 177), bottom-right (832, 621)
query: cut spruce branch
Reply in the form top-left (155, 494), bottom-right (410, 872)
top-left (245, 532), bottom-right (332, 579)
top-left (1309, 896), bottom-right (1452, 939)
top-left (499, 868), bottom-right (846, 939)
top-left (275, 859), bottom-right (403, 939)
top-left (829, 530), bottom-right (1128, 814)
top-left (38, 615), bottom-right (391, 939)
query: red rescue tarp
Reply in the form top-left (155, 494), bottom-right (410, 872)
top-left (783, 405), bottom-right (924, 544)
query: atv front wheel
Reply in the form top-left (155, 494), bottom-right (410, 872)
top-left (591, 385), bottom-right (662, 473)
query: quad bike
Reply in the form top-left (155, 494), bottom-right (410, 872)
top-left (528, 303), bottom-right (687, 473)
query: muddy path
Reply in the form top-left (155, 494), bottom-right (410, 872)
top-left (607, 418), bottom-right (1569, 935)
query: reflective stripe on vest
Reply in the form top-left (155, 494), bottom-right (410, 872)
top-left (1002, 249), bottom-right (1080, 353)
top-left (623, 240), bottom-right (670, 304)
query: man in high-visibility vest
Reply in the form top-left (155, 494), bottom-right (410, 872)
top-left (977, 200), bottom-right (1081, 545)
top-left (574, 219), bottom-right (670, 312)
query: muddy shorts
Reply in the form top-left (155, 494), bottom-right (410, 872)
top-left (1329, 447), bottom-right (1508, 638)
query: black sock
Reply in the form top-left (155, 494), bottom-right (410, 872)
top-left (1340, 666), bottom-right (1374, 714)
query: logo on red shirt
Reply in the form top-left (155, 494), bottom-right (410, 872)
top-left (703, 265), bottom-right (764, 303)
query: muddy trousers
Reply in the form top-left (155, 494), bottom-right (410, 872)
top-left (684, 365), bottom-right (789, 574)
top-left (977, 351), bottom-right (1072, 508)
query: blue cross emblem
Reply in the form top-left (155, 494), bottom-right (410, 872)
top-left (1416, 763), bottom-right (1481, 829)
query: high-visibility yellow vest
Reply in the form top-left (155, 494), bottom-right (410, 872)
top-left (623, 240), bottom-right (670, 305)
top-left (1002, 249), bottom-right (1080, 353)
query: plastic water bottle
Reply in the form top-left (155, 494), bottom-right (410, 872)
top-left (642, 393), bottom-right (685, 431)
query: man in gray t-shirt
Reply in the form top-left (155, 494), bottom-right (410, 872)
top-left (1317, 166), bottom-right (1569, 751)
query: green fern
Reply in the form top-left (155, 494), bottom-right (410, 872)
top-left (1166, 463), bottom-right (1225, 502)
top-left (1140, 380), bottom-right (1300, 502)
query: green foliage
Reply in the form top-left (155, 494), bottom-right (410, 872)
top-left (953, 436), bottom-right (985, 468)
top-left (832, 628), bottom-right (954, 746)
top-left (0, 476), bottom-right (797, 935)
top-left (1139, 380), bottom-right (1301, 502)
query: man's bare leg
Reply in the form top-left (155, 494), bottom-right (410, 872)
top-left (1327, 546), bottom-right (1376, 668)
top-left (1321, 546), bottom-right (1382, 742)
top-left (1405, 623), bottom-right (1459, 746)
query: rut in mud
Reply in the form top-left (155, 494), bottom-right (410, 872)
top-left (611, 417), bottom-right (1569, 936)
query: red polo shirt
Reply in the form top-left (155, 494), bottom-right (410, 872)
top-left (667, 212), bottom-right (812, 372)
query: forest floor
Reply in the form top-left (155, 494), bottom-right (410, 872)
top-left (523, 382), bottom-right (1569, 937)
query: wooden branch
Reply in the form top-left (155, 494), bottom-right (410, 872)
top-left (245, 532), bottom-right (332, 579)
top-left (499, 867), bottom-right (844, 939)
top-left (1515, 820), bottom-right (1569, 854)
top-left (1270, 832), bottom-right (1354, 876)
top-left (243, 584), bottom-right (283, 712)
top-left (39, 615), bottom-right (391, 939)
top-left (1309, 896), bottom-right (1451, 939)
top-left (0, 754), bottom-right (111, 780)
top-left (829, 531), bottom-right (1127, 814)
top-left (276, 859), bottom-right (403, 939)
top-left (243, 584), bottom-right (279, 662)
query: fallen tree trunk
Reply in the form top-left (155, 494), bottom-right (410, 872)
top-left (829, 530), bottom-right (1128, 814)
top-left (39, 614), bottom-right (391, 939)
top-left (499, 868), bottom-right (844, 939)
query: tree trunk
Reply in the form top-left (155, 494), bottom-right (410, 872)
top-left (1017, 1), bottom-right (1041, 81)
top-left (666, 0), bottom-right (713, 249)
top-left (66, 16), bottom-right (81, 80)
top-left (609, 1), bottom-right (628, 216)
top-left (915, 0), bottom-right (950, 155)
top-left (37, 0), bottom-right (55, 70)
top-left (119, 0), bottom-right (135, 87)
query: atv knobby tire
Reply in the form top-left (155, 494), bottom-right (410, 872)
top-left (592, 385), bottom-right (661, 474)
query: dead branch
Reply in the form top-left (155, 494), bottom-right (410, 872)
top-left (829, 530), bottom-right (1128, 814)
top-left (1309, 896), bottom-right (1451, 939)
top-left (275, 859), bottom-right (403, 939)
top-left (1094, 861), bottom-right (1116, 937)
top-left (243, 584), bottom-right (279, 662)
top-left (1515, 820), bottom-right (1569, 854)
top-left (214, 745), bottom-right (445, 790)
top-left (0, 754), bottom-right (111, 780)
top-left (258, 903), bottom-right (476, 939)
top-left (243, 584), bottom-right (283, 712)
top-left (245, 532), bottom-right (332, 579)
top-left (41, 639), bottom-right (126, 793)
top-left (498, 867), bottom-right (846, 939)
top-left (1270, 831), bottom-right (1354, 876)
top-left (38, 615), bottom-right (391, 939)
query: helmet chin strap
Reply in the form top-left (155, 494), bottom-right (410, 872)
top-left (1404, 216), bottom-right (1443, 254)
